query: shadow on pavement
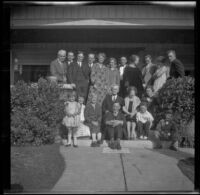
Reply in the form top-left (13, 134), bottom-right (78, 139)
top-left (146, 148), bottom-right (194, 184)
top-left (146, 148), bottom-right (194, 161)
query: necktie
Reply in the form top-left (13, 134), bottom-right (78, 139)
top-left (112, 95), bottom-right (116, 101)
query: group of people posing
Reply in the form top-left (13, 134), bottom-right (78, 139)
top-left (50, 49), bottom-right (185, 151)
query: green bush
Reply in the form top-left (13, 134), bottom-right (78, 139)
top-left (11, 78), bottom-right (65, 146)
top-left (154, 76), bottom-right (194, 141)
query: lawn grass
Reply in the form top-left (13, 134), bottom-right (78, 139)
top-left (177, 157), bottom-right (194, 183)
top-left (11, 143), bottom-right (65, 193)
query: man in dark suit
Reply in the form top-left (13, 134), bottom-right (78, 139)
top-left (87, 53), bottom-right (96, 99)
top-left (102, 84), bottom-right (126, 140)
top-left (50, 50), bottom-right (67, 83)
top-left (88, 53), bottom-right (95, 70)
top-left (105, 102), bottom-right (126, 150)
top-left (102, 84), bottom-right (125, 114)
top-left (167, 50), bottom-right (185, 79)
top-left (67, 51), bottom-right (90, 101)
top-left (67, 51), bottom-right (75, 67)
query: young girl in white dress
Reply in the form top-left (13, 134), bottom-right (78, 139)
top-left (62, 91), bottom-right (81, 147)
top-left (76, 96), bottom-right (91, 138)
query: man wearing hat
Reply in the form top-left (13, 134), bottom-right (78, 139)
top-left (150, 110), bottom-right (179, 151)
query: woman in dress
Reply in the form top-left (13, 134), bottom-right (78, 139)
top-left (123, 55), bottom-right (144, 98)
top-left (152, 56), bottom-right (168, 93)
top-left (123, 86), bottom-right (141, 140)
top-left (107, 57), bottom-right (120, 94)
top-left (87, 53), bottom-right (109, 106)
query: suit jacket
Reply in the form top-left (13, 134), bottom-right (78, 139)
top-left (67, 61), bottom-right (90, 84)
top-left (102, 94), bottom-right (125, 114)
top-left (84, 103), bottom-right (102, 124)
top-left (50, 59), bottom-right (67, 82)
top-left (169, 59), bottom-right (185, 78)
top-left (105, 111), bottom-right (126, 129)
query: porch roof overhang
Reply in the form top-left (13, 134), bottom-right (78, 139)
top-left (11, 18), bottom-right (194, 29)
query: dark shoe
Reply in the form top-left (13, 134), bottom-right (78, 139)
top-left (109, 141), bottom-right (115, 149)
top-left (170, 145), bottom-right (178, 151)
top-left (96, 140), bottom-right (102, 146)
top-left (116, 142), bottom-right (122, 150)
top-left (91, 142), bottom-right (97, 147)
top-left (66, 144), bottom-right (71, 147)
top-left (96, 141), bottom-right (101, 147)
top-left (73, 144), bottom-right (78, 148)
top-left (99, 139), bottom-right (104, 144)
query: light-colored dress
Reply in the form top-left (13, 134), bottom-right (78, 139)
top-left (62, 101), bottom-right (81, 128)
top-left (153, 66), bottom-right (168, 93)
top-left (76, 104), bottom-right (91, 137)
top-left (123, 96), bottom-right (141, 114)
top-left (87, 63), bottom-right (109, 106)
top-left (142, 63), bottom-right (157, 86)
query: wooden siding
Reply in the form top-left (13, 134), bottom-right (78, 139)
top-left (11, 5), bottom-right (193, 19)
top-left (11, 5), bottom-right (194, 29)
top-left (11, 42), bottom-right (194, 70)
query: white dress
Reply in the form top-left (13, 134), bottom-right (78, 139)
top-left (76, 104), bottom-right (91, 137)
top-left (153, 66), bottom-right (167, 93)
top-left (62, 101), bottom-right (81, 128)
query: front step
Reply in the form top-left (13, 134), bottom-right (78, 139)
top-left (56, 138), bottom-right (154, 149)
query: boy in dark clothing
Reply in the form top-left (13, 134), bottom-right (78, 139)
top-left (105, 102), bottom-right (126, 150)
top-left (151, 110), bottom-right (178, 151)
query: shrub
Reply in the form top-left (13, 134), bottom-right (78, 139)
top-left (11, 78), bottom-right (65, 146)
top-left (154, 76), bottom-right (195, 142)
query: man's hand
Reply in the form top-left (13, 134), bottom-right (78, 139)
top-left (71, 83), bottom-right (76, 88)
top-left (92, 121), bottom-right (99, 126)
top-left (130, 113), bottom-right (135, 118)
top-left (106, 120), bottom-right (114, 126)
top-left (113, 120), bottom-right (123, 127)
top-left (93, 84), bottom-right (97, 89)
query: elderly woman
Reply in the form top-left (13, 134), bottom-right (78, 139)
top-left (123, 55), bottom-right (144, 98)
top-left (152, 56), bottom-right (168, 93)
top-left (107, 57), bottom-right (120, 94)
top-left (87, 53), bottom-right (109, 106)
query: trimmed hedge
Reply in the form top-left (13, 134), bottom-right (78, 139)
top-left (11, 78), bottom-right (65, 146)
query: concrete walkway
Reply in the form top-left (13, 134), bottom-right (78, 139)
top-left (51, 144), bottom-right (194, 193)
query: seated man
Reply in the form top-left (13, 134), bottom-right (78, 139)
top-left (102, 84), bottom-right (125, 140)
top-left (105, 102), bottom-right (126, 150)
top-left (150, 110), bottom-right (178, 151)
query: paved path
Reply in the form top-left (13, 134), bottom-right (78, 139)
top-left (52, 145), bottom-right (194, 193)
